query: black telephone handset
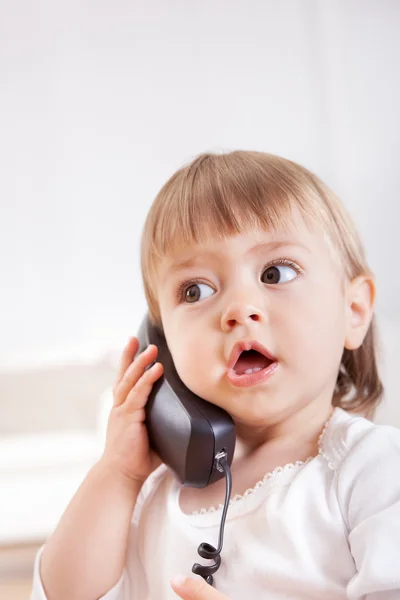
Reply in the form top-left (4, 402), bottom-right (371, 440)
top-left (137, 314), bottom-right (236, 488)
top-left (137, 314), bottom-right (235, 585)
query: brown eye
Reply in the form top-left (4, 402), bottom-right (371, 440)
top-left (261, 264), bottom-right (298, 284)
top-left (262, 266), bottom-right (280, 284)
top-left (183, 282), bottom-right (215, 303)
top-left (185, 284), bottom-right (201, 303)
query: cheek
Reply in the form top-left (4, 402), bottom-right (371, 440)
top-left (165, 327), bottom-right (221, 399)
top-left (164, 322), bottom-right (206, 380)
top-left (280, 286), bottom-right (346, 363)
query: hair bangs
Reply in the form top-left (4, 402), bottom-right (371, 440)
top-left (144, 152), bottom-right (326, 269)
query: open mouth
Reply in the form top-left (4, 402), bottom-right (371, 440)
top-left (227, 341), bottom-right (278, 387)
top-left (233, 349), bottom-right (273, 375)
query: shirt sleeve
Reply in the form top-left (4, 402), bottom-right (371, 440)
top-left (336, 424), bottom-right (400, 599)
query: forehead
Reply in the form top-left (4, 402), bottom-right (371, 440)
top-left (158, 215), bottom-right (332, 281)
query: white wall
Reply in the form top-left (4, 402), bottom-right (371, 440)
top-left (0, 0), bottom-right (399, 366)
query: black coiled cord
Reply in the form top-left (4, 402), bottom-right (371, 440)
top-left (191, 453), bottom-right (232, 586)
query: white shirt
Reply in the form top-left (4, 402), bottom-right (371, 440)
top-left (30, 407), bottom-right (400, 600)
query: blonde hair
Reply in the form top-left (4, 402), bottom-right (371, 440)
top-left (140, 151), bottom-right (383, 419)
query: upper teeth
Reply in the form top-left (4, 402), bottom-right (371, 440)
top-left (244, 367), bottom-right (263, 374)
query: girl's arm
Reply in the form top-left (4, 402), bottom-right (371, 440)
top-left (33, 338), bottom-right (164, 600)
top-left (39, 459), bottom-right (142, 600)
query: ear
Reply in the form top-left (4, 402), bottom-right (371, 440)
top-left (344, 274), bottom-right (376, 350)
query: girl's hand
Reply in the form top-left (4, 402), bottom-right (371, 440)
top-left (171, 575), bottom-right (230, 600)
top-left (100, 336), bottom-right (164, 484)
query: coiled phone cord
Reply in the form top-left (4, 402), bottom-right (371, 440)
top-left (191, 451), bottom-right (232, 586)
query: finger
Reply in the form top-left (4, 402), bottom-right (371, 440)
top-left (124, 361), bottom-right (164, 413)
top-left (114, 344), bottom-right (158, 407)
top-left (113, 344), bottom-right (158, 407)
top-left (115, 337), bottom-right (139, 385)
top-left (170, 575), bottom-right (229, 600)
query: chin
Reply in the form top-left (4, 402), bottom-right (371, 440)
top-left (232, 391), bottom-right (287, 420)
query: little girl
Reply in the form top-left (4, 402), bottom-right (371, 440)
top-left (31, 151), bottom-right (400, 600)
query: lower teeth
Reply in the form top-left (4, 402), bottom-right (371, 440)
top-left (244, 367), bottom-right (263, 374)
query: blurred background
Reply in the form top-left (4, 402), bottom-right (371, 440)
top-left (1, 0), bottom-right (399, 597)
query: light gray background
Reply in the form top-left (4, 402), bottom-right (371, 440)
top-left (1, 0), bottom-right (399, 367)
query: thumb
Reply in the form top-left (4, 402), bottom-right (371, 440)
top-left (170, 574), bottom-right (229, 599)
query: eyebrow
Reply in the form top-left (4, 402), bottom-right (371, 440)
top-left (166, 240), bottom-right (311, 276)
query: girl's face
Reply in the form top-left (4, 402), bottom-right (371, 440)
top-left (156, 212), bottom-right (351, 430)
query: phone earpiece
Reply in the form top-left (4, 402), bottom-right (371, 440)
top-left (137, 314), bottom-right (236, 488)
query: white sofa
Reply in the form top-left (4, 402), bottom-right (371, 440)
top-left (0, 356), bottom-right (116, 545)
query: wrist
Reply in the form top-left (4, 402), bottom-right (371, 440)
top-left (93, 457), bottom-right (145, 496)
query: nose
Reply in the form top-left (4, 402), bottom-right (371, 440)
top-left (221, 297), bottom-right (265, 332)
